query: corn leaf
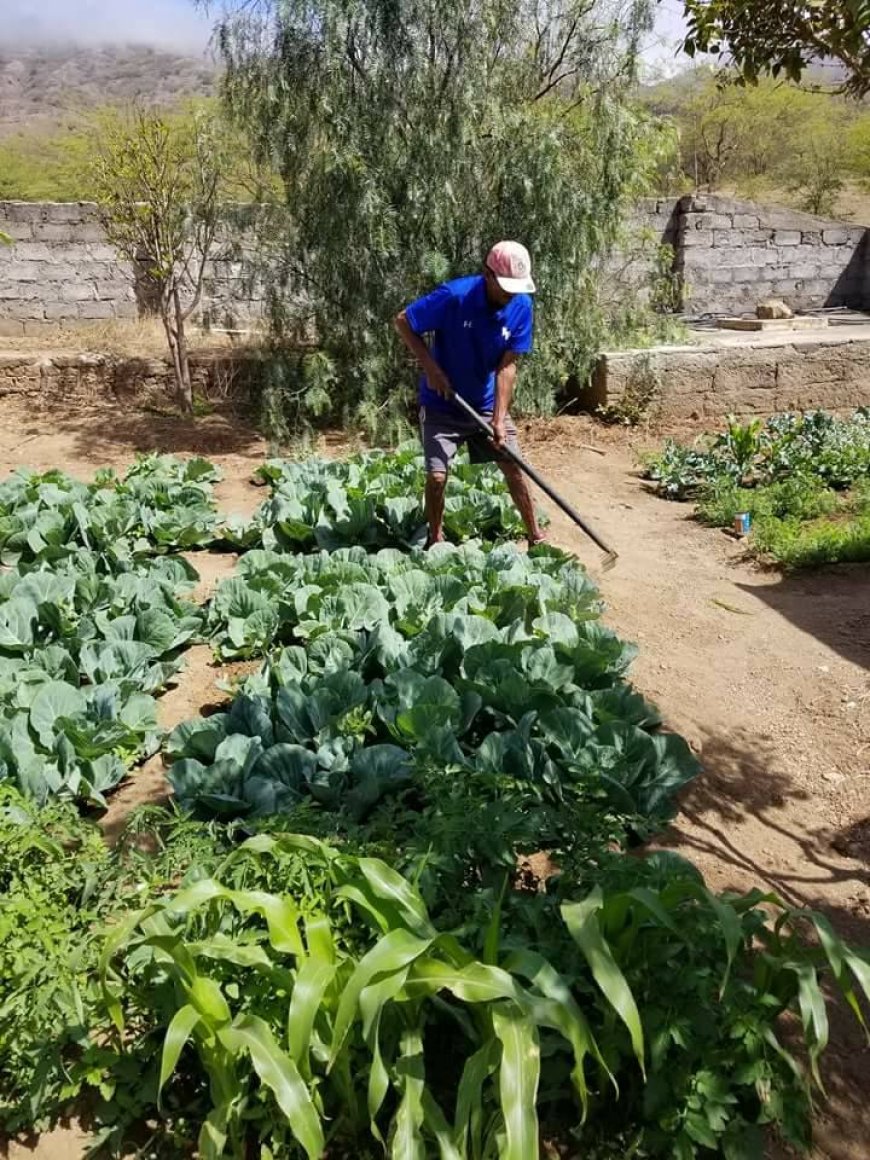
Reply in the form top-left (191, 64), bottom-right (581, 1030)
top-left (219, 1014), bottom-right (324, 1160)
top-left (158, 1003), bottom-right (201, 1109)
top-left (561, 890), bottom-right (645, 1075)
top-left (491, 1003), bottom-right (540, 1160)
top-left (391, 1027), bottom-right (426, 1160)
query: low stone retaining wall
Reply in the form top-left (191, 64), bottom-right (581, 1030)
top-left (591, 330), bottom-right (870, 420)
top-left (0, 350), bottom-right (262, 408)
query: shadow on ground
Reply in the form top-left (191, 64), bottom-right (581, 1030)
top-left (737, 567), bottom-right (869, 673)
top-left (660, 724), bottom-right (870, 1160)
top-left (6, 404), bottom-right (268, 467)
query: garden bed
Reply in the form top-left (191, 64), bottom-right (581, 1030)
top-left (643, 410), bottom-right (870, 567)
top-left (1, 403), bottom-right (870, 1155)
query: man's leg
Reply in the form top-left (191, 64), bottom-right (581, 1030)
top-left (499, 461), bottom-right (544, 542)
top-left (425, 471), bottom-right (448, 544)
top-left (420, 407), bottom-right (459, 545)
top-left (468, 413), bottom-right (545, 543)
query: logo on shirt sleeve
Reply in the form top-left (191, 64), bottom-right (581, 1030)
top-left (501, 326), bottom-right (512, 342)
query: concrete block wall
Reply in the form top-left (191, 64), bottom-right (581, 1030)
top-left (0, 201), bottom-right (265, 337)
top-left (677, 195), bottom-right (867, 315)
top-left (0, 349), bottom-right (263, 408)
top-left (2, 195), bottom-right (869, 336)
top-left (0, 202), bottom-right (137, 336)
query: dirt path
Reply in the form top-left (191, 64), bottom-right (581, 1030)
top-left (522, 418), bottom-right (870, 1160)
top-left (1, 404), bottom-right (867, 1159)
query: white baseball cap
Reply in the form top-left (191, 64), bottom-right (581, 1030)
top-left (485, 240), bottom-right (536, 294)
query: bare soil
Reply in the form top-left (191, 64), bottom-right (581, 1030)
top-left (1, 403), bottom-right (867, 1160)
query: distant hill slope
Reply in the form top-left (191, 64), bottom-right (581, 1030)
top-left (0, 45), bottom-right (217, 136)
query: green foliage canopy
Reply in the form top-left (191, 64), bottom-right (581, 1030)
top-left (212, 0), bottom-right (675, 433)
top-left (680, 0), bottom-right (870, 97)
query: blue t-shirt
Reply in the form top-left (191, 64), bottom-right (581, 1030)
top-left (404, 274), bottom-right (534, 414)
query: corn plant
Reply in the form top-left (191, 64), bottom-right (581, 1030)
top-left (100, 833), bottom-right (645, 1159)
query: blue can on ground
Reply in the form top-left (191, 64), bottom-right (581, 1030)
top-left (733, 512), bottom-right (752, 536)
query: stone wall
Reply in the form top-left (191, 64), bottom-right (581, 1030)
top-left (0, 202), bottom-right (137, 336)
top-left (0, 349), bottom-right (263, 407)
top-left (591, 331), bottom-right (870, 421)
top-left (2, 195), bottom-right (869, 336)
top-left (0, 201), bottom-right (266, 338)
top-left (676, 195), bottom-right (868, 315)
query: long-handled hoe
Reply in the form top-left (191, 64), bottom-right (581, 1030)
top-left (450, 392), bottom-right (619, 572)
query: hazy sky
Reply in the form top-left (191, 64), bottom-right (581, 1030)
top-left (2, 0), bottom-right (215, 52)
top-left (1, 0), bottom-right (690, 73)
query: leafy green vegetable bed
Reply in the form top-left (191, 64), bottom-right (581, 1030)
top-left (0, 454), bottom-right (222, 566)
top-left (644, 410), bottom-right (870, 566)
top-left (173, 543), bottom-right (696, 829)
top-left (0, 551), bottom-right (204, 806)
top-left (224, 445), bottom-right (546, 552)
top-left (1, 446), bottom-right (868, 1160)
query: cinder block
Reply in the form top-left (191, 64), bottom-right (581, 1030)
top-left (1, 203), bottom-right (44, 224)
top-left (4, 300), bottom-right (46, 320)
top-left (43, 301), bottom-right (78, 320)
top-left (821, 228), bottom-right (850, 245)
top-left (43, 203), bottom-right (98, 224)
top-left (705, 391), bottom-right (771, 416)
top-left (31, 223), bottom-right (76, 242)
top-left (0, 283), bottom-right (41, 300)
top-left (680, 229), bottom-right (714, 249)
top-left (712, 230), bottom-right (743, 248)
top-left (774, 230), bottom-right (801, 246)
top-left (681, 248), bottom-right (725, 270)
top-left (85, 244), bottom-right (120, 262)
top-left (61, 282), bottom-right (97, 302)
top-left (8, 242), bottom-right (54, 261)
top-left (77, 224), bottom-right (106, 243)
top-left (691, 213), bottom-right (733, 230)
top-left (2, 262), bottom-right (42, 282)
top-left (78, 300), bottom-right (116, 319)
top-left (0, 220), bottom-right (33, 240)
top-left (22, 319), bottom-right (57, 337)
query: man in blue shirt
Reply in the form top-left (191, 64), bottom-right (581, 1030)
top-left (394, 240), bottom-right (545, 547)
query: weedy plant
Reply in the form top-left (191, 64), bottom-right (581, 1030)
top-left (644, 409), bottom-right (870, 566)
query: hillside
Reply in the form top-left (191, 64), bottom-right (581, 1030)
top-left (0, 45), bottom-right (217, 136)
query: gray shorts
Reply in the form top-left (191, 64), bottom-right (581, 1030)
top-left (420, 406), bottom-right (518, 475)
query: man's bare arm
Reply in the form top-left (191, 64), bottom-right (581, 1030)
top-left (394, 311), bottom-right (451, 398)
top-left (491, 351), bottom-right (519, 446)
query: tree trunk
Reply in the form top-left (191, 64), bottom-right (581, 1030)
top-left (173, 287), bottom-right (194, 413)
top-left (160, 295), bottom-right (193, 414)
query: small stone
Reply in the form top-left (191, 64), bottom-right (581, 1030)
top-left (757, 298), bottom-right (794, 319)
top-left (822, 770), bottom-right (844, 784)
top-left (817, 664), bottom-right (830, 673)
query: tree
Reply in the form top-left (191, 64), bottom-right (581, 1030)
top-left (211, 0), bottom-right (673, 437)
top-left (642, 67), bottom-right (858, 215)
top-left (90, 107), bottom-right (229, 413)
top-left (679, 0), bottom-right (870, 97)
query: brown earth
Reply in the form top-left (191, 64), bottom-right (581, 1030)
top-left (0, 402), bottom-right (867, 1160)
